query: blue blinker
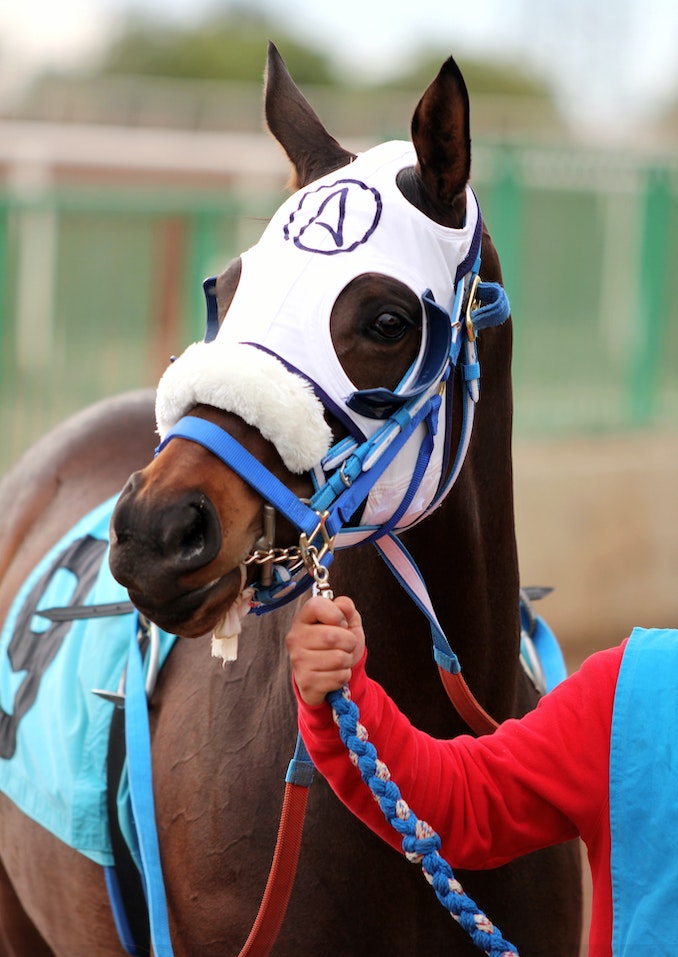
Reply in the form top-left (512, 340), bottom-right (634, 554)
top-left (345, 290), bottom-right (452, 420)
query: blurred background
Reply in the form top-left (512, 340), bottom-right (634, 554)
top-left (1, 0), bottom-right (677, 666)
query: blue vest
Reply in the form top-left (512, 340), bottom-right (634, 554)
top-left (609, 626), bottom-right (678, 953)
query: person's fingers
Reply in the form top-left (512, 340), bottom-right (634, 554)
top-left (286, 595), bottom-right (366, 705)
top-left (298, 595), bottom-right (348, 628)
top-left (334, 595), bottom-right (362, 635)
top-left (287, 621), bottom-right (355, 657)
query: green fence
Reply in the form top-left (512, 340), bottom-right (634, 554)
top-left (2, 139), bottom-right (677, 475)
top-left (0, 181), bottom-right (270, 473)
top-left (473, 143), bottom-right (678, 434)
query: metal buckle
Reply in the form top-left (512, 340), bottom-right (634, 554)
top-left (257, 504), bottom-right (276, 588)
top-left (464, 273), bottom-right (481, 343)
top-left (299, 510), bottom-right (335, 597)
top-left (92, 615), bottom-right (160, 707)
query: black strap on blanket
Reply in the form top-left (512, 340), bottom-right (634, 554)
top-left (107, 704), bottom-right (151, 955)
top-left (38, 601), bottom-right (135, 622)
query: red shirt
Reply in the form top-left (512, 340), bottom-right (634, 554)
top-left (296, 641), bottom-right (626, 957)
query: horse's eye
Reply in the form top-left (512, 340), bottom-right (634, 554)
top-left (369, 311), bottom-right (413, 342)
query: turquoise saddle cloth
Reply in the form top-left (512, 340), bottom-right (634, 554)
top-left (0, 496), bottom-right (176, 866)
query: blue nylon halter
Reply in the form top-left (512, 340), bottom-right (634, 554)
top-left (156, 419), bottom-right (326, 540)
top-left (160, 261), bottom-right (510, 615)
top-left (155, 384), bottom-right (442, 595)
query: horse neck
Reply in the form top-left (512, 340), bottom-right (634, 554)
top-left (409, 447), bottom-right (521, 712)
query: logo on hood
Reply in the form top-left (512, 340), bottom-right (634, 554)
top-left (284, 178), bottom-right (382, 255)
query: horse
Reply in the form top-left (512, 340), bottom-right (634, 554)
top-left (0, 43), bottom-right (582, 956)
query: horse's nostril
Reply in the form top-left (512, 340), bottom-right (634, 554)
top-left (179, 505), bottom-right (209, 558)
top-left (165, 495), bottom-right (222, 568)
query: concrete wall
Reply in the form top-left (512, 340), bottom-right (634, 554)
top-left (513, 430), bottom-right (678, 663)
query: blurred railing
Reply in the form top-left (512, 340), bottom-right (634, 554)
top-left (1, 122), bottom-right (677, 474)
top-left (474, 142), bottom-right (678, 435)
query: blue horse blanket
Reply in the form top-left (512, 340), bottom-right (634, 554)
top-left (0, 496), bottom-right (176, 866)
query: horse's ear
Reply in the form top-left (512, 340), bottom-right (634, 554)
top-left (264, 42), bottom-right (355, 189)
top-left (409, 56), bottom-right (471, 214)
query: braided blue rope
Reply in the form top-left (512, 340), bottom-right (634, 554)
top-left (327, 686), bottom-right (519, 956)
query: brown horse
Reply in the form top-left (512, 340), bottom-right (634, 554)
top-left (0, 44), bottom-right (582, 957)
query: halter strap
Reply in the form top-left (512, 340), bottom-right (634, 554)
top-left (310, 392), bottom-right (441, 527)
top-left (156, 386), bottom-right (442, 603)
top-left (156, 419), bottom-right (328, 541)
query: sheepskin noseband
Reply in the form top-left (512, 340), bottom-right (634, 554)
top-left (156, 342), bottom-right (331, 474)
top-left (154, 140), bottom-right (481, 527)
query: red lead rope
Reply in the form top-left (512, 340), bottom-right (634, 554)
top-left (238, 782), bottom-right (310, 957)
top-left (437, 667), bottom-right (499, 736)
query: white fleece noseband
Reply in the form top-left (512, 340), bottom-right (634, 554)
top-left (156, 342), bottom-right (331, 474)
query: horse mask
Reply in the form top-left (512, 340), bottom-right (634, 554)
top-left (156, 141), bottom-right (483, 534)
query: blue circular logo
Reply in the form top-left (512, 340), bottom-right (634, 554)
top-left (284, 178), bottom-right (382, 255)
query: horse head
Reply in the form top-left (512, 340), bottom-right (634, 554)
top-left (109, 42), bottom-right (507, 645)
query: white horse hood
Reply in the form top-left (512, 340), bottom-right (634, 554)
top-left (156, 140), bottom-right (481, 532)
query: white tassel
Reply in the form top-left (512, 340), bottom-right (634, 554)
top-left (210, 567), bottom-right (255, 662)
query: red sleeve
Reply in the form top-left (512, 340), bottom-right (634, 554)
top-left (296, 642), bottom-right (623, 868)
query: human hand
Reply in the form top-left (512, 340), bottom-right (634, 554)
top-left (286, 595), bottom-right (366, 706)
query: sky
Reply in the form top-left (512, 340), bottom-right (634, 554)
top-left (2, 0), bottom-right (678, 135)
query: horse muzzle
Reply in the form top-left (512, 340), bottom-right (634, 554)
top-left (109, 470), bottom-right (251, 636)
